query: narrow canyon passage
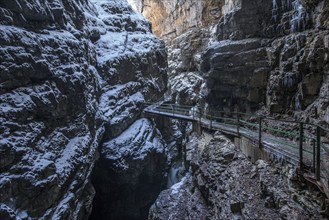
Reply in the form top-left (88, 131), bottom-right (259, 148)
top-left (0, 0), bottom-right (328, 220)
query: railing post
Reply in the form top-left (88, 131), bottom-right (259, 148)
top-left (172, 105), bottom-right (175, 116)
top-left (192, 108), bottom-right (195, 120)
top-left (210, 110), bottom-right (213, 129)
top-left (316, 126), bottom-right (321, 181)
top-left (237, 114), bottom-right (240, 136)
top-left (312, 139), bottom-right (315, 172)
top-left (199, 108), bottom-right (201, 123)
top-left (299, 122), bottom-right (304, 172)
top-left (258, 117), bottom-right (262, 148)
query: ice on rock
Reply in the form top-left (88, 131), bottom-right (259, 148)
top-left (291, 0), bottom-right (308, 33)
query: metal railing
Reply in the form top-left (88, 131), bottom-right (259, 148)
top-left (143, 102), bottom-right (329, 182)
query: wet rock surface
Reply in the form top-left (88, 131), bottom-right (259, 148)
top-left (266, 30), bottom-right (329, 120)
top-left (150, 133), bottom-right (325, 219)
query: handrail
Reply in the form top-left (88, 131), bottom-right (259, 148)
top-left (145, 102), bottom-right (329, 133)
top-left (143, 101), bottom-right (329, 183)
top-left (144, 102), bottom-right (329, 135)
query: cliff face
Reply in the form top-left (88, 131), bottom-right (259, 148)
top-left (203, 0), bottom-right (329, 125)
top-left (139, 0), bottom-right (328, 125)
top-left (141, 0), bottom-right (222, 43)
top-left (0, 0), bottom-right (167, 219)
top-left (133, 0), bottom-right (224, 105)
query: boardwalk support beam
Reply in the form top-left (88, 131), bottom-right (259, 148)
top-left (192, 121), bottom-right (202, 135)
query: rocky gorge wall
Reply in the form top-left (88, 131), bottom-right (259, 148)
top-left (128, 0), bottom-right (224, 105)
top-left (205, 0), bottom-right (329, 127)
top-left (138, 0), bottom-right (329, 127)
top-left (205, 0), bottom-right (329, 124)
top-left (0, 0), bottom-right (168, 219)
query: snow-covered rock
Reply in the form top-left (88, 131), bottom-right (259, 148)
top-left (0, 0), bottom-right (167, 219)
top-left (0, 1), bottom-right (103, 219)
top-left (149, 175), bottom-right (210, 220)
top-left (91, 119), bottom-right (168, 220)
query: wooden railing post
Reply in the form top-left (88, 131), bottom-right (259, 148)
top-left (172, 105), bottom-right (175, 116)
top-left (316, 126), bottom-right (321, 181)
top-left (192, 108), bottom-right (195, 120)
top-left (199, 108), bottom-right (202, 123)
top-left (299, 122), bottom-right (304, 171)
top-left (258, 117), bottom-right (262, 148)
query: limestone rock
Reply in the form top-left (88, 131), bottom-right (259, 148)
top-left (266, 31), bottom-right (329, 117)
top-left (201, 38), bottom-right (270, 112)
top-left (91, 119), bottom-right (168, 220)
top-left (0, 1), bottom-right (103, 218)
top-left (149, 175), bottom-right (210, 220)
top-left (217, 0), bottom-right (272, 40)
top-left (169, 72), bottom-right (204, 105)
top-left (140, 0), bottom-right (223, 43)
top-left (151, 134), bottom-right (325, 219)
top-left (134, 0), bottom-right (223, 106)
top-left (0, 0), bottom-right (167, 219)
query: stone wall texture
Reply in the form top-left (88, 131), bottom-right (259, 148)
top-left (0, 0), bottom-right (167, 219)
top-left (140, 0), bottom-right (329, 126)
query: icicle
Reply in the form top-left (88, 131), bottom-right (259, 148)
top-left (290, 0), bottom-right (308, 33)
top-left (272, 0), bottom-right (279, 22)
top-left (295, 97), bottom-right (301, 110)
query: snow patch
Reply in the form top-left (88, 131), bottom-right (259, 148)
top-left (102, 118), bottom-right (166, 169)
top-left (170, 177), bottom-right (186, 195)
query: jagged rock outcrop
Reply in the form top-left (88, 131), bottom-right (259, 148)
top-left (134, 0), bottom-right (328, 125)
top-left (127, 0), bottom-right (224, 105)
top-left (92, 0), bottom-right (167, 139)
top-left (200, 0), bottom-right (329, 125)
top-left (149, 174), bottom-right (210, 220)
top-left (90, 1), bottom-right (168, 219)
top-left (0, 1), bottom-right (103, 219)
top-left (263, 0), bottom-right (329, 123)
top-left (0, 0), bottom-right (167, 219)
top-left (150, 133), bottom-right (325, 219)
top-left (266, 31), bottom-right (328, 117)
top-left (91, 119), bottom-right (168, 220)
top-left (140, 0), bottom-right (223, 43)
